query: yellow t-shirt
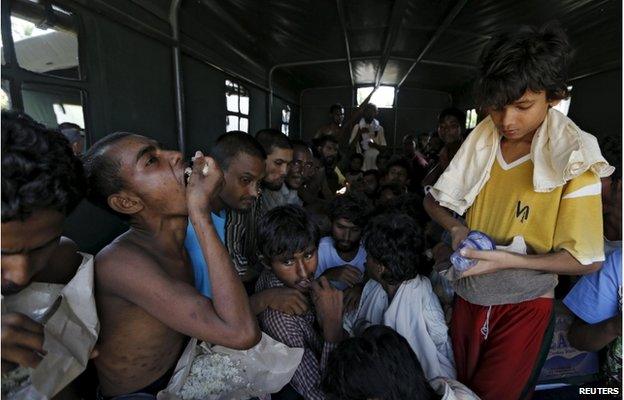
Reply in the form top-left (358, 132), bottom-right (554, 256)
top-left (467, 149), bottom-right (604, 265)
top-left (454, 147), bottom-right (605, 306)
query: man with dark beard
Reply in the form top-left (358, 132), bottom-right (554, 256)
top-left (314, 192), bottom-right (372, 292)
top-left (316, 135), bottom-right (344, 193)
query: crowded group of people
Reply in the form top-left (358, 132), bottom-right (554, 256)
top-left (1, 23), bottom-right (621, 400)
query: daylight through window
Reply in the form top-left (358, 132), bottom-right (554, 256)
top-left (281, 105), bottom-right (290, 136)
top-left (466, 109), bottom-right (478, 129)
top-left (356, 86), bottom-right (395, 108)
top-left (225, 79), bottom-right (249, 133)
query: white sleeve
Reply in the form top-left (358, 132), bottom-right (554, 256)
top-left (377, 127), bottom-right (387, 146)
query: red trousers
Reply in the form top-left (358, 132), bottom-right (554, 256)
top-left (451, 296), bottom-right (554, 400)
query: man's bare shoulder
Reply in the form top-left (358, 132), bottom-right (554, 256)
top-left (95, 234), bottom-right (163, 295)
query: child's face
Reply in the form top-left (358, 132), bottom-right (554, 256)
top-left (350, 157), bottom-right (363, 171)
top-left (489, 90), bottom-right (560, 142)
top-left (270, 246), bottom-right (318, 293)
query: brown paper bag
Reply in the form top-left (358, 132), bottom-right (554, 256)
top-left (1, 253), bottom-right (99, 399)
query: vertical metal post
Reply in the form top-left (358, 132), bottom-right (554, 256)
top-left (393, 87), bottom-right (399, 154)
top-left (170, 0), bottom-right (186, 154)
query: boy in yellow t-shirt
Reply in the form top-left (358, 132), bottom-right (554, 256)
top-left (424, 24), bottom-right (607, 400)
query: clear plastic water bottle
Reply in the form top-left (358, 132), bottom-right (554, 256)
top-left (450, 231), bottom-right (495, 272)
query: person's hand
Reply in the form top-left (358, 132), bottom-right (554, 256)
top-left (322, 265), bottom-right (362, 288)
top-left (1, 313), bottom-right (45, 373)
top-left (450, 225), bottom-right (470, 250)
top-left (263, 287), bottom-right (310, 315)
top-left (459, 249), bottom-right (515, 277)
top-left (311, 277), bottom-right (344, 342)
top-left (343, 284), bottom-right (364, 313)
top-left (186, 151), bottom-right (224, 215)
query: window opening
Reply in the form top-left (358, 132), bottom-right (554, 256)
top-left (225, 79), bottom-right (249, 132)
top-left (1, 80), bottom-right (11, 109)
top-left (281, 105), bottom-right (290, 136)
top-left (466, 109), bottom-right (478, 129)
top-left (356, 86), bottom-right (395, 108)
top-left (22, 83), bottom-right (84, 128)
top-left (9, 3), bottom-right (81, 79)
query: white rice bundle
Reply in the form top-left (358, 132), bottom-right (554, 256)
top-left (178, 346), bottom-right (247, 400)
top-left (1, 367), bottom-right (34, 397)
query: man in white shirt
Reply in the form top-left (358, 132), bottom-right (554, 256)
top-left (349, 103), bottom-right (387, 170)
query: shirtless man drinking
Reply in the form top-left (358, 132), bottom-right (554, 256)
top-left (82, 133), bottom-right (260, 399)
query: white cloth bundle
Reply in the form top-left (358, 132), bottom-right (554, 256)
top-left (157, 333), bottom-right (304, 400)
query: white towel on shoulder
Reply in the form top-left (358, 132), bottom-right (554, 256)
top-left (430, 108), bottom-right (614, 215)
top-left (343, 276), bottom-right (456, 381)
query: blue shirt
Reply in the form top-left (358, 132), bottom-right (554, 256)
top-left (564, 245), bottom-right (622, 324)
top-left (314, 236), bottom-right (367, 290)
top-left (184, 211), bottom-right (227, 299)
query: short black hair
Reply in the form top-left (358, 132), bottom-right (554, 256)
top-left (257, 205), bottom-right (320, 260)
top-left (82, 132), bottom-right (135, 217)
top-left (385, 157), bottom-right (411, 174)
top-left (2, 110), bottom-right (86, 222)
top-left (329, 103), bottom-right (343, 114)
top-left (254, 129), bottom-right (292, 155)
top-left (475, 23), bottom-right (573, 109)
top-left (378, 192), bottom-right (430, 226)
top-left (363, 213), bottom-right (429, 285)
top-left (438, 107), bottom-right (466, 127)
top-left (289, 139), bottom-right (312, 153)
top-left (322, 325), bottom-right (436, 400)
top-left (211, 131), bottom-right (266, 171)
top-left (316, 134), bottom-right (339, 148)
top-left (329, 191), bottom-right (373, 228)
top-left (402, 134), bottom-right (416, 144)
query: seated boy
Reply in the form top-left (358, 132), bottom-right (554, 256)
top-left (1, 111), bottom-right (94, 392)
top-left (315, 192), bottom-right (372, 293)
top-left (344, 212), bottom-right (456, 381)
top-left (424, 24), bottom-right (612, 399)
top-left (83, 133), bottom-right (260, 398)
top-left (255, 205), bottom-right (345, 400)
